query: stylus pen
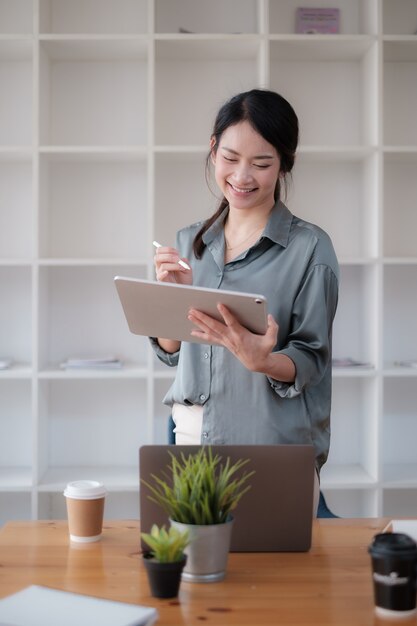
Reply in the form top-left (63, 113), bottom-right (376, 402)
top-left (152, 240), bottom-right (191, 270)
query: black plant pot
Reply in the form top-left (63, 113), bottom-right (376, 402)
top-left (143, 553), bottom-right (187, 598)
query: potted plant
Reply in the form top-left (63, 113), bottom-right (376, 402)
top-left (141, 524), bottom-right (189, 598)
top-left (142, 447), bottom-right (254, 582)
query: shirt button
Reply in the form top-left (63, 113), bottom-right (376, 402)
top-left (203, 352), bottom-right (209, 359)
top-left (202, 431), bottom-right (208, 438)
top-left (199, 394), bottom-right (206, 402)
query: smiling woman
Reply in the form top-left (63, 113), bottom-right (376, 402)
top-left (150, 89), bottom-right (339, 516)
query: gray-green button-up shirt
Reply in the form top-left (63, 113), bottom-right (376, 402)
top-left (150, 200), bottom-right (339, 471)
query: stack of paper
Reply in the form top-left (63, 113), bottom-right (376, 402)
top-left (0, 357), bottom-right (12, 370)
top-left (0, 585), bottom-right (158, 626)
top-left (332, 357), bottom-right (372, 369)
top-left (60, 356), bottom-right (123, 370)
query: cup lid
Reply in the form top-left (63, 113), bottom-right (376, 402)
top-left (369, 532), bottom-right (417, 556)
top-left (63, 480), bottom-right (106, 500)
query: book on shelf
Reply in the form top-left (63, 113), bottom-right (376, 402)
top-left (0, 357), bottom-right (12, 370)
top-left (394, 360), bottom-right (417, 369)
top-left (295, 7), bottom-right (340, 34)
top-left (60, 356), bottom-right (123, 370)
top-left (332, 357), bottom-right (372, 369)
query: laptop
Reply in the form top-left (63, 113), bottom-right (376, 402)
top-left (139, 444), bottom-right (315, 552)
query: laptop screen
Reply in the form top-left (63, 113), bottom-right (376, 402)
top-left (139, 444), bottom-right (315, 552)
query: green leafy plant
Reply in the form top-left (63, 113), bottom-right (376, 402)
top-left (141, 524), bottom-right (190, 563)
top-left (142, 447), bottom-right (255, 525)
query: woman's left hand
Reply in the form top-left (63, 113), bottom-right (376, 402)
top-left (188, 304), bottom-right (279, 373)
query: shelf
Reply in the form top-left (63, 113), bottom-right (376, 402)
top-left (38, 155), bottom-right (148, 259)
top-left (269, 39), bottom-right (377, 147)
top-left (39, 40), bottom-right (148, 146)
top-left (0, 158), bottom-right (33, 259)
top-left (327, 377), bottom-right (379, 482)
top-left (38, 466), bottom-right (139, 491)
top-left (0, 41), bottom-right (32, 146)
top-left (0, 468), bottom-right (32, 491)
top-left (155, 0), bottom-right (258, 35)
top-left (383, 0), bottom-right (417, 36)
top-left (383, 266), bottom-right (417, 364)
top-left (37, 265), bottom-right (148, 368)
top-left (0, 1), bottom-right (33, 35)
top-left (332, 265), bottom-right (379, 366)
top-left (1, 0), bottom-right (417, 523)
top-left (39, 0), bottom-right (148, 35)
top-left (383, 464), bottom-right (417, 487)
top-left (320, 463), bottom-right (377, 488)
top-left (269, 0), bottom-right (377, 36)
top-left (39, 365), bottom-right (149, 379)
top-left (269, 35), bottom-right (375, 61)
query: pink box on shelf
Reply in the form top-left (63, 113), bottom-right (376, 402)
top-left (296, 7), bottom-right (340, 34)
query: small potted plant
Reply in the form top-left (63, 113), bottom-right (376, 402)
top-left (142, 447), bottom-right (254, 582)
top-left (141, 523), bottom-right (189, 598)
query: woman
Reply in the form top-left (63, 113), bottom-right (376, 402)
top-left (150, 89), bottom-right (339, 514)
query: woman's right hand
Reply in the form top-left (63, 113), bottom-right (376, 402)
top-left (154, 245), bottom-right (193, 285)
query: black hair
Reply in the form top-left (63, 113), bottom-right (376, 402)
top-left (193, 89), bottom-right (299, 258)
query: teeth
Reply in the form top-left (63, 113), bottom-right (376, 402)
top-left (230, 184), bottom-right (255, 193)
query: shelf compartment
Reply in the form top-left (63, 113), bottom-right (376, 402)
top-left (383, 488), bottom-right (417, 517)
top-left (0, 493), bottom-right (32, 525)
top-left (155, 0), bottom-right (258, 35)
top-left (38, 265), bottom-right (147, 370)
top-left (38, 465), bottom-right (139, 491)
top-left (270, 38), bottom-right (378, 146)
top-left (383, 153), bottom-right (417, 257)
top-left (332, 264), bottom-right (379, 368)
top-left (0, 380), bottom-right (32, 482)
top-left (0, 39), bottom-right (32, 146)
top-left (37, 378), bottom-right (148, 482)
top-left (154, 38), bottom-right (259, 145)
top-left (0, 267), bottom-right (32, 367)
top-left (154, 151), bottom-right (216, 246)
top-left (39, 153), bottom-right (148, 259)
top-left (321, 488), bottom-right (378, 517)
top-left (383, 379), bottom-right (417, 481)
top-left (0, 1), bottom-right (33, 35)
top-left (39, 39), bottom-right (148, 146)
top-left (0, 158), bottom-right (33, 259)
top-left (269, 0), bottom-right (377, 35)
top-left (324, 377), bottom-right (379, 484)
top-left (384, 43), bottom-right (417, 145)
top-left (383, 0), bottom-right (417, 35)
top-left (153, 378), bottom-right (175, 444)
top-left (291, 151), bottom-right (378, 259)
top-left (383, 266), bottom-right (417, 365)
top-left (39, 0), bottom-right (148, 35)
top-left (38, 488), bottom-right (139, 520)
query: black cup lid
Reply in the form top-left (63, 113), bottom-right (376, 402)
top-left (369, 532), bottom-right (417, 556)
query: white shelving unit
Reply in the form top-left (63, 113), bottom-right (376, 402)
top-left (1, 0), bottom-right (417, 523)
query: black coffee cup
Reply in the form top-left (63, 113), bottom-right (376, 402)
top-left (369, 533), bottom-right (417, 619)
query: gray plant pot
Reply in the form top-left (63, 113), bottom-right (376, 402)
top-left (170, 517), bottom-right (234, 583)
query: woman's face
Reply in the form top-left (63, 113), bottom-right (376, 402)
top-left (211, 120), bottom-right (281, 214)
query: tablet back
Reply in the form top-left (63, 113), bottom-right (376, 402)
top-left (139, 444), bottom-right (315, 552)
top-left (114, 277), bottom-right (267, 344)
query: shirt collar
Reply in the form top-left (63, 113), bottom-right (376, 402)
top-left (202, 199), bottom-right (293, 249)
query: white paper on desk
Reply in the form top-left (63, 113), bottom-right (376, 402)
top-left (0, 585), bottom-right (158, 626)
top-left (388, 520), bottom-right (417, 543)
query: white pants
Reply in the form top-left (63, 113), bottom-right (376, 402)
top-left (172, 402), bottom-right (320, 517)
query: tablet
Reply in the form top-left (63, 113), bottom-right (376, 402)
top-left (114, 276), bottom-right (267, 344)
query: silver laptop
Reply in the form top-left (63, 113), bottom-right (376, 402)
top-left (139, 444), bottom-right (315, 552)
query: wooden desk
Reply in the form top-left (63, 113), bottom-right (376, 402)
top-left (0, 519), bottom-right (414, 625)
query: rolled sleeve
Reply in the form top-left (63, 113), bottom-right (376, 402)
top-left (268, 264), bottom-right (338, 398)
top-left (149, 337), bottom-right (180, 367)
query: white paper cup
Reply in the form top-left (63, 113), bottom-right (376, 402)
top-left (64, 480), bottom-right (106, 543)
